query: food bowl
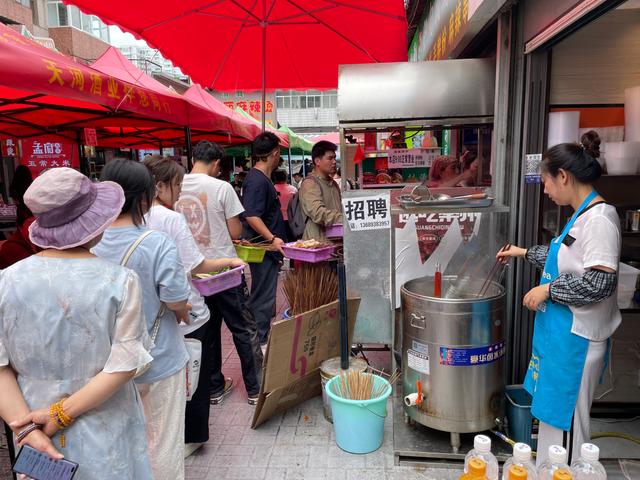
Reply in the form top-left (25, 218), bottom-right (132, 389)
top-left (192, 265), bottom-right (245, 296)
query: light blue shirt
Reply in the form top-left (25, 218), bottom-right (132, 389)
top-left (94, 226), bottom-right (190, 383)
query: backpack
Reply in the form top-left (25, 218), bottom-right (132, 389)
top-left (287, 176), bottom-right (319, 240)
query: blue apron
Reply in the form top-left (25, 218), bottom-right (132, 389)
top-left (523, 190), bottom-right (597, 431)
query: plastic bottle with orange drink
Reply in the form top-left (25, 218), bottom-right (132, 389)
top-left (460, 458), bottom-right (489, 480)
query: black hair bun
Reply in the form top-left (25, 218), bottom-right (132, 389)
top-left (581, 130), bottom-right (601, 159)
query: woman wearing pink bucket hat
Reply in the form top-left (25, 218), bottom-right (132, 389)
top-left (0, 168), bottom-right (153, 479)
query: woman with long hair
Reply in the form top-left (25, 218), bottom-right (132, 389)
top-left (142, 155), bottom-right (245, 457)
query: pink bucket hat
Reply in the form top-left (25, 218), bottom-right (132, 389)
top-left (24, 168), bottom-right (124, 249)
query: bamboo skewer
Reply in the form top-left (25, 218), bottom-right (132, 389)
top-left (283, 264), bottom-right (339, 315)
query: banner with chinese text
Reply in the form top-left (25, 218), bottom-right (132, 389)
top-left (20, 137), bottom-right (79, 175)
top-left (342, 193), bottom-right (391, 231)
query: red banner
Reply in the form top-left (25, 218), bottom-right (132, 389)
top-left (20, 136), bottom-right (79, 175)
top-left (84, 127), bottom-right (98, 146)
top-left (1, 138), bottom-right (19, 157)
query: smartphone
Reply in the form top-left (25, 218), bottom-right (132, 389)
top-left (12, 445), bottom-right (78, 480)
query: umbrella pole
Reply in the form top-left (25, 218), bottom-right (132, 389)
top-left (287, 148), bottom-right (292, 184)
top-left (261, 7), bottom-right (267, 132)
top-left (337, 261), bottom-right (349, 370)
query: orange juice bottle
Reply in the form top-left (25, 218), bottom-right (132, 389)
top-left (508, 465), bottom-right (528, 480)
top-left (552, 469), bottom-right (573, 480)
top-left (460, 458), bottom-right (488, 480)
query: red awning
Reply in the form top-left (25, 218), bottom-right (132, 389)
top-left (62, 1), bottom-right (407, 91)
top-left (310, 132), bottom-right (339, 145)
top-left (183, 84), bottom-right (289, 146)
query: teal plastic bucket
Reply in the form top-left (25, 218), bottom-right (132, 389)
top-left (325, 374), bottom-right (392, 454)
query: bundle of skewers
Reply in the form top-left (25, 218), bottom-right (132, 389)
top-left (233, 237), bottom-right (278, 250)
top-left (331, 369), bottom-right (399, 400)
top-left (282, 263), bottom-right (339, 315)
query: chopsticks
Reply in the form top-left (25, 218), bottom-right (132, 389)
top-left (477, 243), bottom-right (511, 297)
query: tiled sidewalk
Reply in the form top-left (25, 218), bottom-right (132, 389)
top-left (184, 320), bottom-right (460, 480)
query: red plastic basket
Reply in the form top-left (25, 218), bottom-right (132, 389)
top-left (282, 243), bottom-right (336, 263)
top-left (325, 224), bottom-right (343, 238)
top-left (192, 265), bottom-right (245, 296)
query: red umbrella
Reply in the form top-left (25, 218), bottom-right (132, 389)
top-left (63, 0), bottom-right (407, 125)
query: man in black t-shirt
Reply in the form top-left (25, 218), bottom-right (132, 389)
top-left (241, 132), bottom-right (286, 347)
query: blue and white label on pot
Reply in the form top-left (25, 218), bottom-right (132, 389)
top-left (407, 349), bottom-right (430, 375)
top-left (411, 340), bottom-right (429, 356)
top-left (439, 342), bottom-right (506, 366)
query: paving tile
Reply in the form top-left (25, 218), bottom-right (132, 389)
top-left (184, 465), bottom-right (213, 480)
top-left (326, 446), bottom-right (367, 469)
top-left (250, 446), bottom-right (275, 467)
top-left (217, 444), bottom-right (255, 456)
top-left (213, 454), bottom-right (252, 467)
top-left (284, 467), bottom-right (330, 480)
top-left (346, 468), bottom-right (388, 480)
top-left (264, 467), bottom-right (287, 480)
top-left (268, 453), bottom-right (308, 468)
top-left (225, 466), bottom-right (267, 479)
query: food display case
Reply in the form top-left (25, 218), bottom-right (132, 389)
top-left (337, 57), bottom-right (520, 463)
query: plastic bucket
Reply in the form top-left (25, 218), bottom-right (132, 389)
top-left (319, 357), bottom-right (368, 423)
top-left (505, 385), bottom-right (537, 449)
top-left (325, 373), bottom-right (392, 454)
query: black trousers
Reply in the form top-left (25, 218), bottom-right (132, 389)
top-left (184, 321), bottom-right (213, 444)
top-left (205, 276), bottom-right (262, 397)
top-left (248, 254), bottom-right (280, 345)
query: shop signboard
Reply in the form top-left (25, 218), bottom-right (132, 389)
top-left (20, 136), bottom-right (79, 175)
top-left (342, 193), bottom-right (391, 232)
top-left (212, 90), bottom-right (277, 127)
top-left (396, 211), bottom-right (480, 262)
top-left (84, 128), bottom-right (98, 147)
top-left (388, 148), bottom-right (437, 168)
top-left (1, 138), bottom-right (19, 157)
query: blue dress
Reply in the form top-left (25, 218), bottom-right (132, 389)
top-left (0, 256), bottom-right (153, 479)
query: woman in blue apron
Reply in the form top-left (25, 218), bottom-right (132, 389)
top-left (498, 130), bottom-right (621, 465)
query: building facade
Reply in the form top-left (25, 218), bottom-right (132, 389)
top-left (0, 0), bottom-right (111, 61)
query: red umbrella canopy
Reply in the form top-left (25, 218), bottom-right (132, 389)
top-left (63, 0), bottom-right (407, 91)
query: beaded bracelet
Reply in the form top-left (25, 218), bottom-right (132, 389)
top-left (16, 422), bottom-right (41, 443)
top-left (49, 399), bottom-right (74, 429)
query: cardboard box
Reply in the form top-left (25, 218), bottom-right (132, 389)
top-left (252, 298), bottom-right (360, 428)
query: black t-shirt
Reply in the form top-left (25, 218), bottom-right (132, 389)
top-left (241, 168), bottom-right (287, 244)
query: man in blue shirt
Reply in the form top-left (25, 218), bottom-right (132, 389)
top-left (241, 132), bottom-right (287, 348)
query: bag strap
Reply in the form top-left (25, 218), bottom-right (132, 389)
top-left (120, 230), bottom-right (154, 267)
top-left (120, 230), bottom-right (165, 343)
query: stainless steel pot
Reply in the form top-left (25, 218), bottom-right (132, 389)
top-left (401, 275), bottom-right (505, 434)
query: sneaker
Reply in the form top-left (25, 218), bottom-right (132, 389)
top-left (184, 442), bottom-right (204, 459)
top-left (248, 394), bottom-right (260, 406)
top-left (210, 378), bottom-right (234, 405)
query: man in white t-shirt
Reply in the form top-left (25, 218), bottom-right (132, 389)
top-left (176, 141), bottom-right (262, 406)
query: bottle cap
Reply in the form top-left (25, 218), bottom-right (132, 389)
top-left (468, 458), bottom-right (487, 476)
top-left (553, 468), bottom-right (573, 480)
top-left (549, 445), bottom-right (568, 464)
top-left (581, 443), bottom-right (600, 462)
top-left (508, 465), bottom-right (528, 480)
top-left (474, 435), bottom-right (492, 453)
top-left (513, 443), bottom-right (532, 463)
